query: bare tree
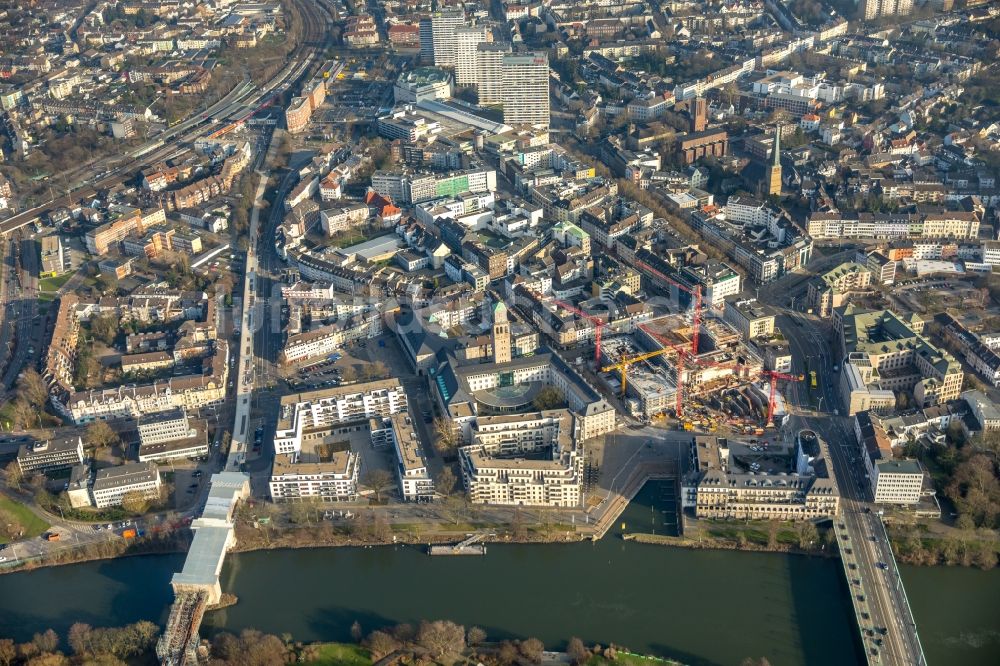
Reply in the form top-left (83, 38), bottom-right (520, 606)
top-left (467, 626), bottom-right (487, 647)
top-left (567, 637), bottom-right (589, 665)
top-left (416, 620), bottom-right (465, 660)
top-left (370, 360), bottom-right (389, 379)
top-left (18, 369), bottom-right (48, 409)
top-left (11, 399), bottom-right (37, 430)
top-left (31, 630), bottom-right (59, 654)
top-left (372, 512), bottom-right (392, 542)
top-left (121, 491), bottom-right (150, 515)
top-left (520, 637), bottom-right (545, 663)
top-left (433, 417), bottom-right (459, 457)
top-left (795, 521), bottom-right (818, 549)
top-left (84, 420), bottom-right (119, 451)
top-left (437, 467), bottom-right (457, 497)
top-left (363, 468), bottom-right (394, 504)
top-left (0, 639), bottom-right (13, 666)
top-left (4, 461), bottom-right (23, 490)
top-left (365, 631), bottom-right (398, 660)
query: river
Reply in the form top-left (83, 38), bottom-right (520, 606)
top-left (0, 482), bottom-right (997, 666)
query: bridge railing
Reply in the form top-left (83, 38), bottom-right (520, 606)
top-left (833, 514), bottom-right (877, 665)
top-left (876, 516), bottom-right (927, 666)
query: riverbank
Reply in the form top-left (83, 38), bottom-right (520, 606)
top-left (623, 532), bottom-right (838, 559)
top-left (4, 510), bottom-right (996, 579)
top-left (0, 531), bottom-right (190, 575)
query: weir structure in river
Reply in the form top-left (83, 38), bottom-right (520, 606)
top-left (156, 472), bottom-right (250, 665)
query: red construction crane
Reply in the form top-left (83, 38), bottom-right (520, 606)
top-left (534, 292), bottom-right (610, 364)
top-left (631, 256), bottom-right (703, 356)
top-left (758, 371), bottom-right (803, 426)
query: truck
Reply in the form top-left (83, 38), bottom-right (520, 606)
top-left (122, 528), bottom-right (137, 539)
top-left (44, 532), bottom-right (60, 542)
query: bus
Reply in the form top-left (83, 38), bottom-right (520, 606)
top-left (809, 370), bottom-right (818, 389)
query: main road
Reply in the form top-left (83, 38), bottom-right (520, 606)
top-left (779, 310), bottom-right (925, 666)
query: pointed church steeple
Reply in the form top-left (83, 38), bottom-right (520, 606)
top-left (766, 125), bottom-right (783, 196)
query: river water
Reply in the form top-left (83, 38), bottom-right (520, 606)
top-left (0, 482), bottom-right (997, 666)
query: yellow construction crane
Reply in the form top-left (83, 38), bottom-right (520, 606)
top-left (601, 347), bottom-right (677, 396)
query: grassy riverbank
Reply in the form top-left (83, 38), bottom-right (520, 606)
top-left (0, 496), bottom-right (50, 544)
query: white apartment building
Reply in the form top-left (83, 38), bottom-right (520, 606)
top-left (502, 52), bottom-right (550, 129)
top-left (431, 10), bottom-right (465, 69)
top-left (269, 449), bottom-right (361, 502)
top-left (476, 43), bottom-right (509, 105)
top-left (724, 196), bottom-right (779, 227)
top-left (371, 413), bottom-right (435, 502)
top-left (870, 459), bottom-right (924, 505)
top-left (459, 410), bottom-right (583, 508)
top-left (807, 212), bottom-right (979, 240)
top-left (861, 0), bottom-right (913, 21)
top-left (274, 380), bottom-right (408, 455)
top-left (282, 312), bottom-right (382, 363)
top-left (91, 462), bottom-right (162, 509)
top-left (321, 202), bottom-right (369, 236)
top-left (454, 25), bottom-right (490, 86)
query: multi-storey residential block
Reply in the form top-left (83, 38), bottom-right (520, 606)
top-left (274, 380), bottom-right (408, 455)
top-left (460, 410), bottom-right (583, 508)
top-left (370, 413), bottom-right (434, 502)
top-left (502, 53), bottom-right (550, 128)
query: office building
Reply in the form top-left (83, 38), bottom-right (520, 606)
top-left (723, 296), bottom-right (776, 340)
top-left (16, 436), bottom-right (84, 474)
top-left (91, 462), bottom-right (162, 509)
top-left (836, 306), bottom-right (963, 415)
top-left (137, 409), bottom-right (209, 462)
top-left (683, 432), bottom-right (840, 520)
top-left (871, 459), bottom-right (925, 504)
top-left (502, 52), bottom-right (550, 128)
top-left (393, 67), bottom-right (453, 103)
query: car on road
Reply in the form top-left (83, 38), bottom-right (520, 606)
top-left (876, 562), bottom-right (888, 569)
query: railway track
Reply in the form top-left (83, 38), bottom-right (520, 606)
top-left (0, 0), bottom-right (336, 237)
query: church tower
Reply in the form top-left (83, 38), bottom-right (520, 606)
top-left (491, 301), bottom-right (511, 364)
top-left (767, 126), bottom-right (783, 197)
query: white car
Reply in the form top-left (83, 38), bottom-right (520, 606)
top-left (0, 556), bottom-right (7, 562)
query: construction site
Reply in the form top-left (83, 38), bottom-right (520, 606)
top-left (597, 312), bottom-right (799, 433)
